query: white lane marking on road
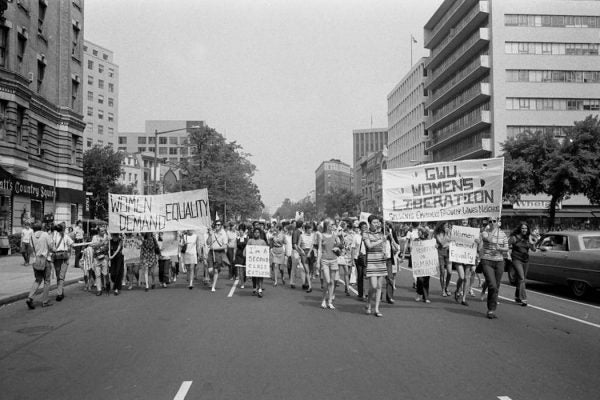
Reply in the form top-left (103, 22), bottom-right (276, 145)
top-left (337, 279), bottom-right (358, 295)
top-left (518, 288), bottom-right (600, 310)
top-left (399, 266), bottom-right (600, 329)
top-left (498, 397), bottom-right (513, 400)
top-left (228, 279), bottom-right (239, 298)
top-left (174, 381), bottom-right (192, 400)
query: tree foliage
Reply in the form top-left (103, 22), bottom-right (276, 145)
top-left (183, 125), bottom-right (264, 220)
top-left (501, 115), bottom-right (600, 227)
top-left (83, 145), bottom-right (124, 220)
top-left (273, 198), bottom-right (317, 221)
top-left (323, 187), bottom-right (361, 219)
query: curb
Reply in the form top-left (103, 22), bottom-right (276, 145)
top-left (0, 278), bottom-right (81, 308)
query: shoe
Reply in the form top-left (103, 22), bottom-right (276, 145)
top-left (145, 288), bottom-right (149, 292)
top-left (26, 298), bottom-right (35, 310)
top-left (424, 299), bottom-right (431, 304)
top-left (365, 308), bottom-right (372, 315)
top-left (461, 300), bottom-right (469, 306)
top-left (387, 299), bottom-right (395, 304)
top-left (240, 285), bottom-right (245, 289)
top-left (273, 282), bottom-right (277, 287)
top-left (96, 291), bottom-right (103, 296)
top-left (521, 301), bottom-right (528, 307)
top-left (321, 301), bottom-right (327, 309)
top-left (114, 290), bottom-right (119, 295)
top-left (56, 294), bottom-right (64, 302)
top-left (128, 285), bottom-right (133, 290)
top-left (211, 288), bottom-right (216, 292)
top-left (257, 290), bottom-right (263, 298)
top-left (306, 288), bottom-right (312, 293)
top-left (454, 291), bottom-right (459, 303)
top-left (469, 290), bottom-right (475, 297)
top-left (252, 290), bottom-right (257, 296)
top-left (290, 285), bottom-right (295, 289)
top-left (151, 284), bottom-right (156, 290)
top-left (486, 311), bottom-right (497, 319)
top-left (188, 286), bottom-right (193, 290)
top-left (41, 302), bottom-right (53, 308)
top-left (442, 291), bottom-right (448, 297)
top-left (346, 291), bottom-right (351, 297)
top-left (375, 312), bottom-right (383, 317)
top-left (514, 298), bottom-right (522, 304)
top-left (415, 296), bottom-right (422, 302)
top-left (327, 303), bottom-right (336, 310)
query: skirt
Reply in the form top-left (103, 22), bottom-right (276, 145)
top-left (365, 250), bottom-right (387, 278)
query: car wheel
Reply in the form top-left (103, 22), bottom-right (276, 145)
top-left (568, 280), bottom-right (589, 298)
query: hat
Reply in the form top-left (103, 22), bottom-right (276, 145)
top-left (352, 220), bottom-right (360, 228)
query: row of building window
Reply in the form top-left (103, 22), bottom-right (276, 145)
top-left (505, 14), bottom-right (600, 28)
top-left (431, 28), bottom-right (488, 80)
top-left (506, 98), bottom-right (600, 111)
top-left (134, 147), bottom-right (190, 156)
top-left (137, 136), bottom-right (189, 145)
top-left (86, 123), bottom-right (114, 135)
top-left (506, 126), bottom-right (571, 138)
top-left (431, 79), bottom-right (488, 121)
top-left (87, 60), bottom-right (114, 77)
top-left (431, 103), bottom-right (489, 144)
top-left (434, 130), bottom-right (489, 162)
top-left (86, 107), bottom-right (114, 121)
top-left (83, 45), bottom-right (110, 61)
top-left (505, 42), bottom-right (599, 56)
top-left (86, 92), bottom-right (114, 107)
top-left (506, 69), bottom-right (600, 83)
top-left (87, 76), bottom-right (115, 92)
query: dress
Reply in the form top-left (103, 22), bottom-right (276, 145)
top-left (364, 231), bottom-right (387, 277)
top-left (140, 235), bottom-right (158, 270)
top-left (182, 233), bottom-right (198, 265)
top-left (270, 232), bottom-right (286, 265)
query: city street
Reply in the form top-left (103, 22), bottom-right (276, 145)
top-left (1, 268), bottom-right (599, 400)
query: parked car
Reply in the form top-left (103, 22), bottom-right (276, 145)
top-left (506, 231), bottom-right (600, 298)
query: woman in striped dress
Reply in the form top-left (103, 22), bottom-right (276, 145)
top-left (363, 215), bottom-right (388, 317)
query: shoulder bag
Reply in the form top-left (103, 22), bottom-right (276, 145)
top-left (52, 235), bottom-right (69, 261)
top-left (30, 238), bottom-right (47, 271)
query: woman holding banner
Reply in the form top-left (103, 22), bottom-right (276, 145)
top-left (109, 233), bottom-right (124, 295)
top-left (140, 232), bottom-right (159, 292)
top-left (363, 215), bottom-right (387, 317)
top-left (434, 222), bottom-right (452, 297)
top-left (481, 218), bottom-right (509, 319)
top-left (247, 227), bottom-right (268, 297)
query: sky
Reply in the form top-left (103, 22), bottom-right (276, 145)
top-left (84, 0), bottom-right (444, 213)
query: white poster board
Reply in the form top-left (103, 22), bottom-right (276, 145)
top-left (382, 158), bottom-right (504, 222)
top-left (449, 225), bottom-right (480, 265)
top-left (122, 235), bottom-right (142, 263)
top-left (411, 239), bottom-right (439, 278)
top-left (245, 245), bottom-right (271, 278)
top-left (108, 189), bottom-right (211, 233)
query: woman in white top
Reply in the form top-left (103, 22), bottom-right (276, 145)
top-left (20, 223), bottom-right (34, 266)
top-left (181, 230), bottom-right (199, 289)
top-left (52, 224), bottom-right (73, 302)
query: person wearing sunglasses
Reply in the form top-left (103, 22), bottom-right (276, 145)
top-left (206, 220), bottom-right (228, 292)
top-left (480, 217), bottom-right (509, 319)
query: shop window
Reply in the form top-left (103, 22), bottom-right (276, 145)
top-left (31, 200), bottom-right (43, 224)
top-left (70, 204), bottom-right (78, 225)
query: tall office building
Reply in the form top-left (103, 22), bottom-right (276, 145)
top-left (118, 120), bottom-right (204, 164)
top-left (387, 58), bottom-right (430, 169)
top-left (82, 40), bottom-right (119, 148)
top-left (315, 159), bottom-right (353, 214)
top-left (0, 0), bottom-right (85, 236)
top-left (352, 128), bottom-right (387, 195)
top-left (424, 0), bottom-right (600, 163)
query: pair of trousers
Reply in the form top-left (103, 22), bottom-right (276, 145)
top-left (22, 243), bottom-right (32, 264)
top-left (29, 262), bottom-right (52, 303)
top-left (354, 258), bottom-right (365, 297)
top-left (481, 259), bottom-right (505, 312)
top-left (53, 258), bottom-right (69, 296)
top-left (416, 276), bottom-right (430, 300)
top-left (385, 260), bottom-right (395, 301)
top-left (158, 259), bottom-right (170, 284)
top-left (110, 255), bottom-right (124, 291)
top-left (512, 259), bottom-right (529, 301)
top-left (288, 252), bottom-right (299, 285)
top-left (227, 248), bottom-right (236, 278)
top-left (74, 239), bottom-right (83, 269)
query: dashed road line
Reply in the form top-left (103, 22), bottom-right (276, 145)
top-left (174, 381), bottom-right (192, 400)
top-left (228, 280), bottom-right (239, 297)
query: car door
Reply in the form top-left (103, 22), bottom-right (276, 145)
top-left (528, 234), bottom-right (570, 285)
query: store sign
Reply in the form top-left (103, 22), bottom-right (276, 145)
top-left (0, 166), bottom-right (56, 200)
top-left (513, 199), bottom-right (561, 210)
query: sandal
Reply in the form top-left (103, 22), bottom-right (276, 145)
top-left (375, 312), bottom-right (383, 317)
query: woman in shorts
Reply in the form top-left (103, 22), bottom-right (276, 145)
top-left (299, 223), bottom-right (315, 293)
top-left (317, 219), bottom-right (342, 309)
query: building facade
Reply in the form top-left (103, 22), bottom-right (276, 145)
top-left (352, 128), bottom-right (387, 196)
top-left (387, 58), bottom-right (431, 169)
top-left (0, 0), bottom-right (85, 238)
top-left (424, 0), bottom-right (600, 163)
top-left (82, 39), bottom-right (118, 148)
top-left (118, 120), bottom-right (204, 164)
top-left (359, 150), bottom-right (386, 215)
top-left (315, 159), bottom-right (353, 214)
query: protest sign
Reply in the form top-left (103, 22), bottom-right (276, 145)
top-left (122, 235), bottom-right (142, 263)
top-left (411, 239), bottom-right (439, 278)
top-left (360, 212), bottom-right (371, 223)
top-left (449, 225), bottom-right (480, 265)
top-left (108, 189), bottom-right (211, 233)
top-left (382, 158), bottom-right (504, 222)
top-left (245, 245), bottom-right (271, 278)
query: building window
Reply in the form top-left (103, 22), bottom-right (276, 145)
top-left (98, 64), bottom-right (104, 73)
top-left (107, 112), bottom-right (114, 122)
top-left (169, 137), bottom-right (178, 145)
top-left (17, 32), bottom-right (27, 71)
top-left (118, 136), bottom-right (127, 145)
top-left (138, 137), bottom-right (146, 144)
top-left (92, 49), bottom-right (98, 56)
top-left (108, 83), bottom-right (114, 93)
top-left (108, 68), bottom-right (114, 78)
top-left (159, 147), bottom-right (167, 155)
top-left (87, 139), bottom-right (92, 148)
top-left (148, 137), bottom-right (156, 145)
top-left (148, 147), bottom-right (155, 153)
top-left (98, 125), bottom-right (104, 135)
top-left (87, 75), bottom-right (94, 85)
top-left (71, 134), bottom-right (77, 165)
top-left (88, 60), bottom-right (93, 69)
top-left (159, 137), bottom-right (167, 145)
top-left (37, 60), bottom-right (45, 92)
top-left (138, 147), bottom-right (146, 152)
top-left (0, 101), bottom-right (6, 141)
top-left (169, 147), bottom-right (178, 155)
top-left (72, 22), bottom-right (80, 56)
top-left (0, 27), bottom-right (8, 68)
top-left (38, 0), bottom-right (47, 35)
top-left (87, 91), bottom-right (93, 101)
top-left (108, 98), bottom-right (114, 107)
top-left (98, 79), bottom-right (104, 89)
top-left (36, 122), bottom-right (44, 156)
top-left (98, 110), bottom-right (103, 119)
top-left (108, 127), bottom-right (114, 135)
top-left (103, 53), bottom-right (108, 60)
top-left (98, 94), bottom-right (104, 104)
top-left (87, 106), bottom-right (93, 116)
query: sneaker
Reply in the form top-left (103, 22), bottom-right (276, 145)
top-left (415, 296), bottom-right (422, 302)
top-left (521, 301), bottom-right (528, 307)
top-left (468, 290), bottom-right (475, 297)
top-left (486, 311), bottom-right (497, 319)
top-left (425, 299), bottom-right (431, 304)
top-left (321, 301), bottom-right (327, 309)
top-left (257, 289), bottom-right (263, 298)
top-left (327, 303), bottom-right (336, 310)
top-left (211, 288), bottom-right (216, 292)
top-left (26, 298), bottom-right (35, 310)
top-left (240, 285), bottom-right (245, 289)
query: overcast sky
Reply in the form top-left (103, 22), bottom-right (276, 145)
top-left (84, 0), bottom-right (444, 213)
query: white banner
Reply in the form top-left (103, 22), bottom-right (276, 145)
top-left (382, 158), bottom-right (504, 222)
top-left (122, 235), bottom-right (142, 263)
top-left (449, 225), bottom-right (479, 265)
top-left (245, 245), bottom-right (271, 278)
top-left (108, 189), bottom-right (211, 233)
top-left (411, 239), bottom-right (439, 278)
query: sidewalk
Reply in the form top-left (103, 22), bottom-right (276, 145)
top-left (0, 254), bottom-right (82, 306)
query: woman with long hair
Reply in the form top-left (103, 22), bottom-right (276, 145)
top-left (299, 222), bottom-right (315, 293)
top-left (234, 223), bottom-right (248, 289)
top-left (317, 218), bottom-right (342, 309)
top-left (508, 222), bottom-right (537, 306)
top-left (480, 218), bottom-right (509, 319)
top-left (434, 221), bottom-right (452, 297)
top-left (363, 215), bottom-right (388, 317)
top-left (140, 232), bottom-right (159, 292)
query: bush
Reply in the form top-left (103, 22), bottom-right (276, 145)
top-left (9, 233), bottom-right (21, 254)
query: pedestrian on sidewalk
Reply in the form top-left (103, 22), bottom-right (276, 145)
top-left (25, 223), bottom-right (54, 309)
top-left (508, 222), bottom-right (537, 307)
top-left (20, 222), bottom-right (33, 266)
top-left (52, 224), bottom-right (73, 302)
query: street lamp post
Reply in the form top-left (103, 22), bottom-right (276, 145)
top-left (153, 125), bottom-right (200, 194)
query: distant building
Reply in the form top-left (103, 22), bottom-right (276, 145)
top-left (118, 120), bottom-right (204, 164)
top-left (315, 159), bottom-right (353, 214)
top-left (0, 0), bottom-right (86, 235)
top-left (359, 150), bottom-right (386, 215)
top-left (82, 40), bottom-right (119, 149)
top-left (387, 58), bottom-right (430, 169)
top-left (352, 128), bottom-right (387, 196)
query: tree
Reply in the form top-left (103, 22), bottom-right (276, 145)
top-left (110, 182), bottom-right (137, 195)
top-left (183, 125), bottom-right (264, 221)
top-left (273, 198), bottom-right (317, 221)
top-left (323, 187), bottom-right (361, 219)
top-left (501, 115), bottom-right (600, 227)
top-left (83, 145), bottom-right (124, 220)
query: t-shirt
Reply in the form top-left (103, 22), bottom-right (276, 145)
top-left (53, 232), bottom-right (74, 252)
top-left (31, 231), bottom-right (52, 257)
top-left (292, 229), bottom-right (302, 249)
top-left (207, 229), bottom-right (228, 250)
top-left (21, 227), bottom-right (33, 244)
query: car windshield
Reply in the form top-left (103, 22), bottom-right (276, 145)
top-left (582, 236), bottom-right (600, 250)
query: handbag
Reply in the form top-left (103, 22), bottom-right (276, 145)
top-left (181, 235), bottom-right (188, 253)
top-left (30, 239), bottom-right (47, 271)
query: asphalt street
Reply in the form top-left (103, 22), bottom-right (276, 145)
top-left (1, 268), bottom-right (599, 400)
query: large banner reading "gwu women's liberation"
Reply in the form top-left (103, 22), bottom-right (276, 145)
top-left (108, 189), bottom-right (211, 233)
top-left (382, 158), bottom-right (504, 222)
